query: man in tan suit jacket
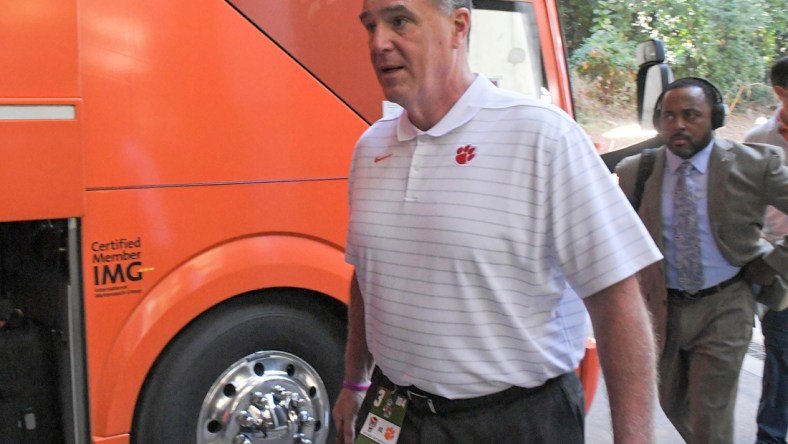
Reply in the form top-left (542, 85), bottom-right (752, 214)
top-left (616, 77), bottom-right (788, 444)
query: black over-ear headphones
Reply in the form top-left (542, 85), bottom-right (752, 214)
top-left (652, 77), bottom-right (727, 130)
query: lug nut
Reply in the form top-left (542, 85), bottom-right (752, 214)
top-left (237, 409), bottom-right (262, 428)
top-left (250, 391), bottom-right (266, 407)
top-left (299, 411), bottom-right (316, 426)
top-left (294, 433), bottom-right (313, 444)
top-left (232, 433), bottom-right (252, 444)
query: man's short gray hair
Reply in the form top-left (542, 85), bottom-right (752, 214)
top-left (432, 0), bottom-right (472, 15)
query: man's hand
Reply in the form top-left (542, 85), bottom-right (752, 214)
top-left (332, 387), bottom-right (367, 443)
top-left (744, 257), bottom-right (777, 286)
top-left (335, 273), bottom-right (374, 442)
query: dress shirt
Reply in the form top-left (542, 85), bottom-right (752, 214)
top-left (662, 140), bottom-right (740, 289)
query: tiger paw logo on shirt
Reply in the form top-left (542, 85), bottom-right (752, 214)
top-left (455, 144), bottom-right (476, 164)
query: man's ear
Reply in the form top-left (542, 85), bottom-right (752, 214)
top-left (451, 7), bottom-right (471, 49)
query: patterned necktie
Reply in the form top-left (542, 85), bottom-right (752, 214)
top-left (674, 161), bottom-right (704, 293)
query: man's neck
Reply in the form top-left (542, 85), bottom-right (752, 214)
top-left (407, 70), bottom-right (475, 131)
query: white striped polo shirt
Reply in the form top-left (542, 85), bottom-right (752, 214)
top-left (346, 75), bottom-right (662, 399)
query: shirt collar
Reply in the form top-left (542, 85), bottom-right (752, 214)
top-left (665, 139), bottom-right (714, 174)
top-left (397, 74), bottom-right (515, 141)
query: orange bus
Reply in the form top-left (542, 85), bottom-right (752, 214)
top-left (0, 1), bottom-right (598, 443)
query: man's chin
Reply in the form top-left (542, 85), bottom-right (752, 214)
top-left (667, 143), bottom-right (698, 159)
top-left (381, 88), bottom-right (407, 107)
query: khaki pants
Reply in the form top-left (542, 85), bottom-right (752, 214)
top-left (658, 280), bottom-right (755, 444)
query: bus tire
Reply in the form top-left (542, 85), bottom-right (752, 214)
top-left (131, 292), bottom-right (346, 444)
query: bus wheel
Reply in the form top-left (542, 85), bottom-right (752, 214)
top-left (132, 293), bottom-right (346, 444)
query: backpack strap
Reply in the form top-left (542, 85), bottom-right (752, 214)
top-left (632, 148), bottom-right (657, 212)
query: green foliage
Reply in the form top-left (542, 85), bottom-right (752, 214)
top-left (557, 1), bottom-right (597, 55)
top-left (570, 29), bottom-right (638, 106)
top-left (760, 0), bottom-right (788, 58)
top-left (740, 83), bottom-right (781, 109)
top-left (641, 0), bottom-right (770, 99)
top-left (560, 0), bottom-right (786, 108)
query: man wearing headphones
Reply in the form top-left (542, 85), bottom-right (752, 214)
top-left (616, 77), bottom-right (788, 443)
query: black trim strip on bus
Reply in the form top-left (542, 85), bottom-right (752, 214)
top-left (85, 176), bottom-right (348, 192)
top-left (223, 1), bottom-right (530, 125)
top-left (223, 0), bottom-right (373, 125)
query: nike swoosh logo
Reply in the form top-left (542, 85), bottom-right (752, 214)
top-left (374, 154), bottom-right (393, 163)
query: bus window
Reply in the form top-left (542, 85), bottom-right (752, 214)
top-left (469, 1), bottom-right (548, 102)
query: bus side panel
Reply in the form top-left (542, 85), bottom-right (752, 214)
top-left (0, 0), bottom-right (79, 98)
top-left (80, 0), bottom-right (367, 190)
top-left (78, 0), bottom-right (368, 437)
top-left (227, 0), bottom-right (384, 123)
top-left (0, 0), bottom-right (83, 221)
top-left (83, 179), bottom-right (353, 437)
top-left (0, 112), bottom-right (83, 221)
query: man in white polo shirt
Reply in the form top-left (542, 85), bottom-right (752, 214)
top-left (332, 0), bottom-right (663, 442)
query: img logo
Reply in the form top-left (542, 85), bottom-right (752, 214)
top-left (90, 237), bottom-right (152, 296)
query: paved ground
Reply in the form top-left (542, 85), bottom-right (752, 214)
top-left (585, 317), bottom-right (766, 443)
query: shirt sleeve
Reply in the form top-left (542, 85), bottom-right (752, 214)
top-left (548, 118), bottom-right (663, 298)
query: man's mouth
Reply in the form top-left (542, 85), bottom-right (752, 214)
top-left (379, 65), bottom-right (404, 74)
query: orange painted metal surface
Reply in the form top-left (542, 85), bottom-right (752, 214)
top-left (0, 0), bottom-right (79, 98)
top-left (83, 184), bottom-right (353, 435)
top-left (77, 0), bottom-right (366, 437)
top-left (227, 0), bottom-right (385, 124)
top-left (0, 101), bottom-right (83, 221)
top-left (578, 337), bottom-right (601, 412)
top-left (0, 0), bottom-right (83, 221)
top-left (79, 0), bottom-right (366, 190)
top-left (531, 0), bottom-right (574, 117)
top-left (93, 435), bottom-right (129, 444)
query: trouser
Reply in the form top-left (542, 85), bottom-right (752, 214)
top-left (354, 368), bottom-right (584, 444)
top-left (757, 308), bottom-right (788, 444)
top-left (658, 280), bottom-right (755, 444)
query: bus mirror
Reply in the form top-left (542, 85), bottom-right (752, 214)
top-left (636, 39), bottom-right (673, 130)
top-left (636, 39), bottom-right (665, 64)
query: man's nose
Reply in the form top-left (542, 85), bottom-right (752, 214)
top-left (664, 116), bottom-right (685, 131)
top-left (369, 25), bottom-right (393, 52)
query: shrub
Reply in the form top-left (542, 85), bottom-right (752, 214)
top-left (569, 29), bottom-right (638, 107)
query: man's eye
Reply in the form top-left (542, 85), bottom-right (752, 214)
top-left (392, 17), bottom-right (408, 28)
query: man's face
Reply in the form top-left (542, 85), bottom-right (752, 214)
top-left (658, 86), bottom-right (714, 159)
top-left (359, 0), bottom-right (458, 108)
top-left (775, 84), bottom-right (788, 109)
